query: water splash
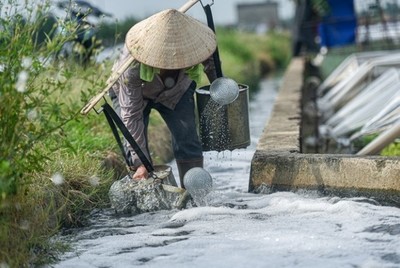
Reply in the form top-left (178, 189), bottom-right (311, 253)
top-left (199, 99), bottom-right (232, 151)
top-left (183, 167), bottom-right (213, 207)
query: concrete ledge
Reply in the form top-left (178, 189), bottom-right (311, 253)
top-left (249, 57), bottom-right (400, 202)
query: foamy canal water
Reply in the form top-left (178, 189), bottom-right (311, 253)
top-left (54, 78), bottom-right (400, 268)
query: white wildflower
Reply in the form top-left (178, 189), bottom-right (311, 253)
top-left (56, 71), bottom-right (66, 83)
top-left (19, 219), bottom-right (30, 230)
top-left (89, 176), bottom-right (100, 186)
top-left (58, 61), bottom-right (65, 69)
top-left (14, 202), bottom-right (22, 211)
top-left (27, 108), bottom-right (38, 121)
top-left (0, 262), bottom-right (10, 268)
top-left (99, 62), bottom-right (106, 71)
top-left (21, 57), bottom-right (32, 68)
top-left (51, 172), bottom-right (64, 185)
top-left (15, 70), bottom-right (29, 93)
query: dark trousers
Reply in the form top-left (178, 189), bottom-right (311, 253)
top-left (143, 82), bottom-right (203, 162)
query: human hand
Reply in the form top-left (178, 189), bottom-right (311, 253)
top-left (132, 165), bottom-right (149, 180)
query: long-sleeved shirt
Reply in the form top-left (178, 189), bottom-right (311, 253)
top-left (110, 44), bottom-right (217, 168)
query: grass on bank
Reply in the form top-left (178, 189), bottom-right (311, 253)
top-left (0, 1), bottom-right (292, 266)
top-left (215, 28), bottom-right (291, 91)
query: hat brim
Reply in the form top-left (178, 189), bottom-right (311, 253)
top-left (125, 9), bottom-right (217, 69)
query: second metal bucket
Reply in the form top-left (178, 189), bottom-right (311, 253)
top-left (195, 84), bottom-right (250, 152)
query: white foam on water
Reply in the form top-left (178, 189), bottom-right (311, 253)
top-left (55, 191), bottom-right (400, 268)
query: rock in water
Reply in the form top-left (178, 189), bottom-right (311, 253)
top-left (108, 165), bottom-right (188, 214)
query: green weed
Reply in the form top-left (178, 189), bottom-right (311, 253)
top-left (0, 0), bottom-right (116, 266)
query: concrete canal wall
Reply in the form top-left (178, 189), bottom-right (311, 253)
top-left (249, 57), bottom-right (400, 203)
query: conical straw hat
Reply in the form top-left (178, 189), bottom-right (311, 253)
top-left (125, 9), bottom-right (217, 69)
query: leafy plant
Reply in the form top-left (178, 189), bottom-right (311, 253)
top-left (381, 140), bottom-right (400, 156)
top-left (0, 0), bottom-right (115, 265)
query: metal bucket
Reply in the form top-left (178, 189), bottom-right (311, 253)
top-left (195, 84), bottom-right (250, 152)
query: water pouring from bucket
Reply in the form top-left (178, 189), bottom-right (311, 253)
top-left (194, 3), bottom-right (250, 152)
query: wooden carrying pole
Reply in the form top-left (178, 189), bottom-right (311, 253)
top-left (80, 0), bottom-right (201, 115)
top-left (80, 56), bottom-right (135, 115)
top-left (178, 0), bottom-right (199, 12)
